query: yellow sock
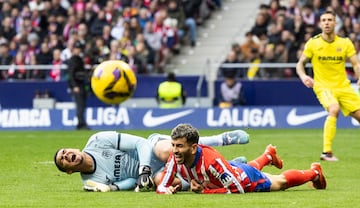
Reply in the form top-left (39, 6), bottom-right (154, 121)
top-left (323, 116), bottom-right (337, 153)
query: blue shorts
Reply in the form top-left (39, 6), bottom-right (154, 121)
top-left (229, 161), bottom-right (271, 192)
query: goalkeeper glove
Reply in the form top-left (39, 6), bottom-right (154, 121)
top-left (83, 180), bottom-right (111, 192)
top-left (135, 165), bottom-right (154, 192)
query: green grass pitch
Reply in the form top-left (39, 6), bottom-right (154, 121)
top-left (0, 128), bottom-right (359, 208)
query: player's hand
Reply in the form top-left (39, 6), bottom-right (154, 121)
top-left (301, 76), bottom-right (314, 88)
top-left (135, 166), bottom-right (154, 192)
top-left (83, 180), bottom-right (111, 192)
top-left (165, 185), bottom-right (180, 194)
top-left (190, 179), bottom-right (204, 193)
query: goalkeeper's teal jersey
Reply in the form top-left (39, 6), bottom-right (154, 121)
top-left (80, 131), bottom-right (156, 190)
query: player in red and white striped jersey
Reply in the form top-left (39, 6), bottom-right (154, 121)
top-left (156, 124), bottom-right (326, 194)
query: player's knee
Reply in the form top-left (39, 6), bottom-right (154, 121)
top-left (328, 104), bottom-right (340, 115)
top-left (269, 174), bottom-right (288, 191)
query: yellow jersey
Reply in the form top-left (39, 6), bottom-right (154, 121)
top-left (303, 34), bottom-right (356, 88)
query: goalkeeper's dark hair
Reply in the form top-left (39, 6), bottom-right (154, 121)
top-left (171, 123), bottom-right (199, 145)
top-left (54, 149), bottom-right (67, 172)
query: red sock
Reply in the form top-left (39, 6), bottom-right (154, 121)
top-left (247, 154), bottom-right (270, 170)
top-left (282, 169), bottom-right (316, 188)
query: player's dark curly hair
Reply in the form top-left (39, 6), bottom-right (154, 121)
top-left (54, 149), bottom-right (67, 172)
top-left (170, 123), bottom-right (199, 144)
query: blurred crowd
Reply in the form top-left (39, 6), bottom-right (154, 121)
top-left (0, 0), bottom-right (222, 81)
top-left (219, 0), bottom-right (360, 80)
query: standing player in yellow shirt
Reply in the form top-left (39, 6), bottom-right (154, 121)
top-left (296, 11), bottom-right (360, 161)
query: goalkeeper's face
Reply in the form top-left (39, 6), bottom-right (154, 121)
top-left (55, 148), bottom-right (84, 173)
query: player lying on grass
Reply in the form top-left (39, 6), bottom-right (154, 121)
top-left (54, 129), bottom-right (249, 192)
top-left (156, 124), bottom-right (326, 194)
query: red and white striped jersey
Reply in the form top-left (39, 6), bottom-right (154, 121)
top-left (156, 145), bottom-right (251, 194)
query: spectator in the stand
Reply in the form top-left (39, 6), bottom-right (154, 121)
top-left (250, 13), bottom-right (268, 38)
top-left (0, 16), bottom-right (17, 42)
top-left (0, 40), bottom-right (13, 80)
top-left (219, 50), bottom-right (246, 78)
top-left (240, 31), bottom-right (260, 62)
top-left (152, 9), bottom-right (173, 73)
top-left (36, 42), bottom-right (53, 80)
top-left (138, 7), bottom-right (153, 30)
top-left (163, 17), bottom-right (179, 53)
top-left (27, 33), bottom-right (40, 56)
top-left (286, 0), bottom-right (300, 19)
top-left (10, 7), bottom-right (22, 34)
top-left (49, 48), bottom-right (63, 81)
top-left (180, 0), bottom-right (199, 47)
top-left (101, 25), bottom-right (113, 47)
top-left (260, 43), bottom-right (276, 78)
top-left (83, 1), bottom-right (98, 26)
top-left (290, 14), bottom-right (306, 47)
top-left (267, 22), bottom-right (281, 45)
top-left (47, 14), bottom-right (63, 36)
top-left (216, 72), bottom-right (246, 108)
top-left (8, 51), bottom-right (28, 80)
top-left (258, 4), bottom-right (271, 26)
top-left (342, 14), bottom-right (353, 36)
top-left (126, 45), bottom-right (144, 74)
top-left (93, 36), bottom-right (110, 62)
top-left (347, 3), bottom-right (359, 24)
top-left (275, 7), bottom-right (294, 32)
top-left (111, 16), bottom-right (127, 41)
top-left (261, 42), bottom-right (288, 78)
top-left (8, 40), bottom-right (17, 58)
top-left (28, 7), bottom-right (44, 37)
top-left (90, 10), bottom-right (109, 36)
top-left (156, 72), bottom-right (186, 108)
top-left (103, 1), bottom-right (121, 25)
top-left (72, 0), bottom-right (86, 14)
top-left (77, 23), bottom-right (91, 47)
top-left (61, 37), bottom-right (76, 63)
top-left (268, 0), bottom-right (280, 21)
top-left (48, 33), bottom-right (64, 50)
top-left (301, 4), bottom-right (316, 26)
top-left (143, 21), bottom-right (162, 73)
top-left (28, 53), bottom-right (42, 80)
top-left (134, 33), bottom-right (151, 73)
top-left (231, 43), bottom-right (245, 62)
top-left (167, 0), bottom-right (186, 44)
top-left (312, 0), bottom-right (326, 21)
top-left (50, 0), bottom-right (68, 19)
top-left (63, 14), bottom-right (78, 42)
top-left (280, 30), bottom-right (296, 62)
top-left (67, 41), bottom-right (90, 130)
top-left (108, 39), bottom-right (127, 62)
top-left (0, 1), bottom-right (12, 22)
top-left (129, 16), bottom-right (142, 43)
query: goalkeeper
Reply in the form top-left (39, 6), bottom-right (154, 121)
top-left (54, 130), bottom-right (249, 192)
